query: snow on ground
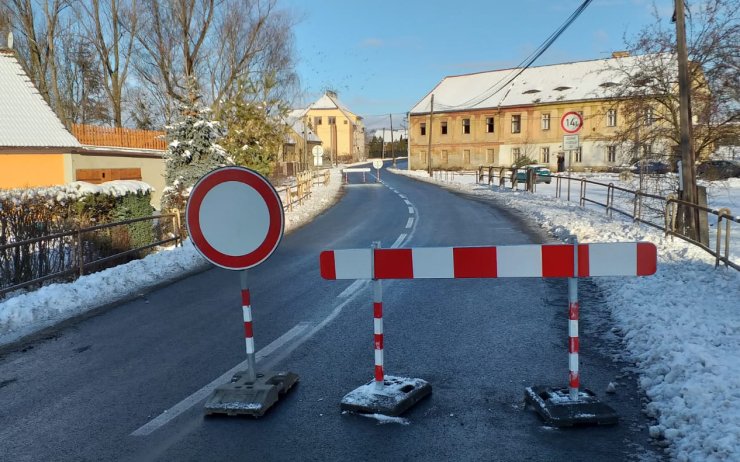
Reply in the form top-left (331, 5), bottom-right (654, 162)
top-left (392, 168), bottom-right (740, 462)
top-left (0, 168), bottom-right (343, 347)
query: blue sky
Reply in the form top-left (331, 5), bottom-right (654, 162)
top-left (283, 0), bottom-right (669, 129)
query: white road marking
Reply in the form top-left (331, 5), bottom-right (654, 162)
top-left (405, 217), bottom-right (414, 229)
top-left (391, 234), bottom-right (407, 248)
top-left (131, 322), bottom-right (312, 436)
top-left (399, 194), bottom-right (406, 199)
top-left (408, 207), bottom-right (414, 214)
top-left (338, 279), bottom-right (368, 298)
top-left (404, 200), bottom-right (412, 206)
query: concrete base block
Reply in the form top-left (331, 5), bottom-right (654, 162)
top-left (204, 370), bottom-right (299, 417)
top-left (340, 375), bottom-right (432, 417)
top-left (524, 385), bottom-right (618, 427)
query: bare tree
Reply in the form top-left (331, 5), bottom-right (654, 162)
top-left (5, 0), bottom-right (74, 123)
top-left (207, 1), bottom-right (298, 118)
top-left (78, 0), bottom-right (138, 127)
top-left (135, 0), bottom-right (216, 106)
top-left (56, 18), bottom-right (110, 125)
top-left (607, 0), bottom-right (739, 164)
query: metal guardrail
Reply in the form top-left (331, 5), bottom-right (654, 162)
top-left (473, 166), bottom-right (737, 270)
top-left (0, 212), bottom-right (181, 298)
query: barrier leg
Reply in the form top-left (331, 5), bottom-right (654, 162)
top-left (523, 236), bottom-right (618, 427)
top-left (568, 245), bottom-right (580, 401)
top-left (340, 242), bottom-right (432, 417)
top-left (204, 270), bottom-right (299, 417)
top-left (374, 278), bottom-right (384, 390)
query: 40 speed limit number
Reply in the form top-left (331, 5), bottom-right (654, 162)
top-left (560, 112), bottom-right (583, 134)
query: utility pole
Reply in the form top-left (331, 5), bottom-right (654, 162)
top-left (427, 94), bottom-right (434, 177)
top-left (390, 113), bottom-right (395, 167)
top-left (382, 128), bottom-right (386, 159)
top-left (303, 115), bottom-right (308, 171)
top-left (675, 0), bottom-right (698, 240)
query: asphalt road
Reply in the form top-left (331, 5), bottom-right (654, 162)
top-left (0, 160), bottom-right (663, 461)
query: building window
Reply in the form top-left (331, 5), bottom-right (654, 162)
top-left (541, 147), bottom-right (550, 163)
top-left (512, 147), bottom-right (521, 161)
top-left (463, 149), bottom-right (470, 163)
top-left (575, 147), bottom-right (583, 163)
top-left (511, 115), bottom-right (521, 133)
top-left (314, 116), bottom-right (322, 126)
top-left (645, 108), bottom-right (654, 126)
top-left (486, 117), bottom-right (494, 133)
top-left (328, 116), bottom-right (336, 125)
top-left (607, 109), bottom-right (617, 127)
top-left (420, 122), bottom-right (426, 136)
top-left (486, 148), bottom-right (495, 164)
top-left (441, 121), bottom-right (448, 135)
top-left (541, 113), bottom-right (550, 130)
top-left (607, 145), bottom-right (617, 163)
top-left (462, 118), bottom-right (471, 134)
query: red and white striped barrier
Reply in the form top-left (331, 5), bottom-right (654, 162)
top-left (321, 239), bottom-right (658, 416)
top-left (320, 242), bottom-right (656, 280)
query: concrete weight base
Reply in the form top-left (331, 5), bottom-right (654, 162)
top-left (524, 385), bottom-right (618, 427)
top-left (340, 376), bottom-right (432, 417)
top-left (204, 370), bottom-right (299, 417)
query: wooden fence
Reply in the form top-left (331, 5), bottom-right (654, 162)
top-left (71, 124), bottom-right (166, 150)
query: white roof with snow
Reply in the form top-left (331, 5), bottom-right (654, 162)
top-left (410, 54), bottom-right (671, 114)
top-left (292, 92), bottom-right (362, 127)
top-left (0, 50), bottom-right (81, 148)
top-left (284, 114), bottom-right (321, 143)
top-left (372, 129), bottom-right (408, 142)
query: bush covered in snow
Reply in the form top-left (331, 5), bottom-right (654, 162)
top-left (0, 181), bottom-right (155, 295)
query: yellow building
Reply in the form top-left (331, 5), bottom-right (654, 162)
top-left (409, 54), bottom-right (673, 172)
top-left (1, 48), bottom-right (169, 207)
top-left (291, 91), bottom-right (365, 164)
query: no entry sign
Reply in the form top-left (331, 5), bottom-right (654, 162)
top-left (186, 166), bottom-right (284, 270)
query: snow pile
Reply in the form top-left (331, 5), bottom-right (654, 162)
top-left (0, 180), bottom-right (153, 206)
top-left (392, 168), bottom-right (740, 462)
top-left (0, 169), bottom-right (342, 346)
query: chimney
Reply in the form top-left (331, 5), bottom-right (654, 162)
top-left (611, 51), bottom-right (630, 58)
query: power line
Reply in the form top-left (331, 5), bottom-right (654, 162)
top-left (433, 0), bottom-right (594, 112)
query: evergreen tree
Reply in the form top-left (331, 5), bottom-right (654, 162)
top-left (160, 88), bottom-right (234, 211)
top-left (220, 78), bottom-right (288, 177)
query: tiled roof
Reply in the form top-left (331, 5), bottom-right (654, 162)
top-left (409, 54), bottom-right (674, 114)
top-left (0, 50), bottom-right (80, 147)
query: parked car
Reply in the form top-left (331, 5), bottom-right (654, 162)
top-left (696, 159), bottom-right (740, 180)
top-left (629, 160), bottom-right (670, 174)
top-left (515, 165), bottom-right (553, 184)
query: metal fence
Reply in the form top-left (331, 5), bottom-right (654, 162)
top-left (472, 167), bottom-right (738, 270)
top-left (0, 213), bottom-right (181, 298)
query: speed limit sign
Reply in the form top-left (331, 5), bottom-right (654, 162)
top-left (561, 112), bottom-right (583, 134)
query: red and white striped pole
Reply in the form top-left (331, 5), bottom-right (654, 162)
top-left (568, 236), bottom-right (580, 401)
top-left (372, 242), bottom-right (385, 390)
top-left (240, 270), bottom-right (257, 382)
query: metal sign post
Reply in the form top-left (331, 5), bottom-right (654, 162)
top-left (186, 166), bottom-right (298, 417)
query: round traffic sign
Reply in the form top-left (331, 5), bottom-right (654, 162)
top-left (561, 111), bottom-right (583, 134)
top-left (186, 166), bottom-right (284, 270)
top-left (372, 159), bottom-right (383, 169)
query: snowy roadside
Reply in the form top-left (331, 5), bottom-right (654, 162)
top-left (0, 169), bottom-right (343, 348)
top-left (391, 168), bottom-right (739, 462)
